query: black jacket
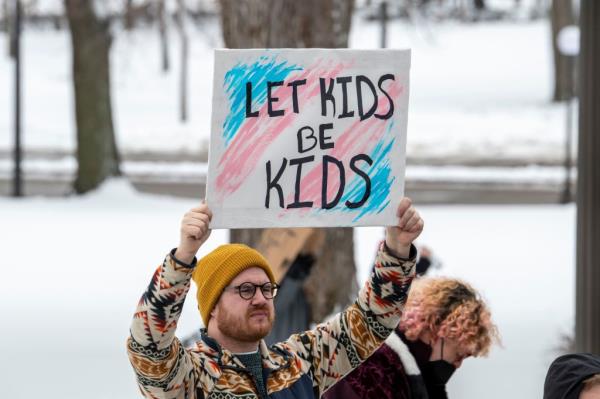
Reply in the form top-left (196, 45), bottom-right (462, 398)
top-left (544, 353), bottom-right (600, 399)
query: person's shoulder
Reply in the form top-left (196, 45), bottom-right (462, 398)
top-left (351, 343), bottom-right (405, 378)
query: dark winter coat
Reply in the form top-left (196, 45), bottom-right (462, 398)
top-left (544, 353), bottom-right (600, 399)
top-left (323, 330), bottom-right (448, 399)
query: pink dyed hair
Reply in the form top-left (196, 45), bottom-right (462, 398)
top-left (400, 277), bottom-right (499, 357)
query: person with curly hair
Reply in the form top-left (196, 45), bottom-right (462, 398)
top-left (323, 277), bottom-right (500, 399)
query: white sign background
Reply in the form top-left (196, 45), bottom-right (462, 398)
top-left (207, 49), bottom-right (411, 229)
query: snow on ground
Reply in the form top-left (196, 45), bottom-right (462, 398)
top-left (0, 180), bottom-right (575, 399)
top-left (0, 7), bottom-right (572, 165)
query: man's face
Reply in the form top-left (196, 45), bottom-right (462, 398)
top-left (580, 381), bottom-right (600, 399)
top-left (211, 267), bottom-right (275, 343)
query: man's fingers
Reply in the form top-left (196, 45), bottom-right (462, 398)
top-left (397, 197), bottom-right (412, 218)
top-left (191, 203), bottom-right (211, 214)
top-left (184, 213), bottom-right (210, 225)
top-left (398, 207), bottom-right (415, 228)
top-left (184, 205), bottom-right (213, 227)
top-left (408, 218), bottom-right (424, 234)
top-left (403, 211), bottom-right (421, 232)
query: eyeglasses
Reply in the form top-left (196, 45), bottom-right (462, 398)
top-left (225, 282), bottom-right (280, 300)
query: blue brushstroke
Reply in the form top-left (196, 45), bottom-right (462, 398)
top-left (222, 56), bottom-right (302, 145)
top-left (313, 120), bottom-right (399, 221)
top-left (313, 136), bottom-right (397, 221)
top-left (343, 137), bottom-right (397, 222)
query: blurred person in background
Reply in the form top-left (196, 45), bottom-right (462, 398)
top-left (323, 277), bottom-right (499, 399)
top-left (415, 245), bottom-right (441, 276)
top-left (544, 353), bottom-right (600, 399)
top-left (264, 252), bottom-right (315, 345)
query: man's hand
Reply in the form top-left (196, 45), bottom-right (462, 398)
top-left (174, 203), bottom-right (212, 264)
top-left (385, 197), bottom-right (424, 259)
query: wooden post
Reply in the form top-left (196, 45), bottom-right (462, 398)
top-left (575, 0), bottom-right (600, 354)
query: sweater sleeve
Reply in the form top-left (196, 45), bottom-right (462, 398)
top-left (127, 251), bottom-right (202, 399)
top-left (276, 242), bottom-right (416, 396)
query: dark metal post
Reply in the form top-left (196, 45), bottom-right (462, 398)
top-left (560, 56), bottom-right (575, 204)
top-left (575, 0), bottom-right (600, 354)
top-left (380, 1), bottom-right (388, 49)
top-left (12, 0), bottom-right (22, 197)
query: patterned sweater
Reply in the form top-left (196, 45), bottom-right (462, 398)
top-left (127, 243), bottom-right (416, 399)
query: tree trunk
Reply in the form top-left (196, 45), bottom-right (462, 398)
top-left (2, 0), bottom-right (9, 34)
top-left (474, 0), bottom-right (486, 10)
top-left (124, 0), bottom-right (134, 30)
top-left (175, 0), bottom-right (188, 122)
top-left (575, 0), bottom-right (600, 354)
top-left (6, 0), bottom-right (14, 57)
top-left (551, 0), bottom-right (576, 101)
top-left (222, 0), bottom-right (357, 324)
top-left (65, 0), bottom-right (120, 194)
top-left (219, 0), bottom-right (354, 49)
top-left (157, 0), bottom-right (170, 72)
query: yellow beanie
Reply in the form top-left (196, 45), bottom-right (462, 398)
top-left (192, 243), bottom-right (275, 326)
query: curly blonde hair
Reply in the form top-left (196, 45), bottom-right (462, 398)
top-left (400, 277), bottom-right (499, 357)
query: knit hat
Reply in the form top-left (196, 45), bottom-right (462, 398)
top-left (192, 243), bottom-right (275, 326)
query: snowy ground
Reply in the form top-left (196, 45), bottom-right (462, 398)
top-left (0, 179), bottom-right (575, 398)
top-left (0, 4), bottom-right (573, 167)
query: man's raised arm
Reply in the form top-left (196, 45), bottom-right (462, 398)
top-left (127, 204), bottom-right (212, 397)
top-left (277, 197), bottom-right (423, 395)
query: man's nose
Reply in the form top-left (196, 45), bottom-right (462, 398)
top-left (250, 288), bottom-right (269, 304)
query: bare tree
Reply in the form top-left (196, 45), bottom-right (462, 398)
top-left (575, 0), bottom-right (600, 354)
top-left (5, 0), bottom-right (14, 56)
top-left (2, 0), bottom-right (9, 34)
top-left (175, 0), bottom-right (188, 122)
top-left (219, 0), bottom-right (358, 323)
top-left (124, 0), bottom-right (134, 30)
top-left (157, 0), bottom-right (170, 72)
top-left (65, 0), bottom-right (120, 193)
top-left (220, 0), bottom-right (354, 49)
top-left (551, 0), bottom-right (576, 101)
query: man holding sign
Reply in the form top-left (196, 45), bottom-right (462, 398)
top-left (127, 197), bottom-right (423, 399)
top-left (128, 48), bottom-right (418, 398)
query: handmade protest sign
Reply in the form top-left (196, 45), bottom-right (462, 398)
top-left (206, 49), bottom-right (411, 228)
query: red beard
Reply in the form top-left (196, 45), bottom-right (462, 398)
top-left (217, 303), bottom-right (275, 342)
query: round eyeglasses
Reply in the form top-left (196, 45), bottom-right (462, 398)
top-left (225, 282), bottom-right (280, 300)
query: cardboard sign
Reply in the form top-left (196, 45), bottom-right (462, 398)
top-left (207, 49), bottom-right (411, 228)
top-left (255, 228), bottom-right (324, 282)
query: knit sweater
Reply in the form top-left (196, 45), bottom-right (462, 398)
top-left (127, 242), bottom-right (416, 399)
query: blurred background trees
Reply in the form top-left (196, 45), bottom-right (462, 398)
top-left (65, 0), bottom-right (120, 193)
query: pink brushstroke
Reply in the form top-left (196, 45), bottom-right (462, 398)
top-left (285, 81), bottom-right (404, 208)
top-left (215, 60), bottom-right (352, 199)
